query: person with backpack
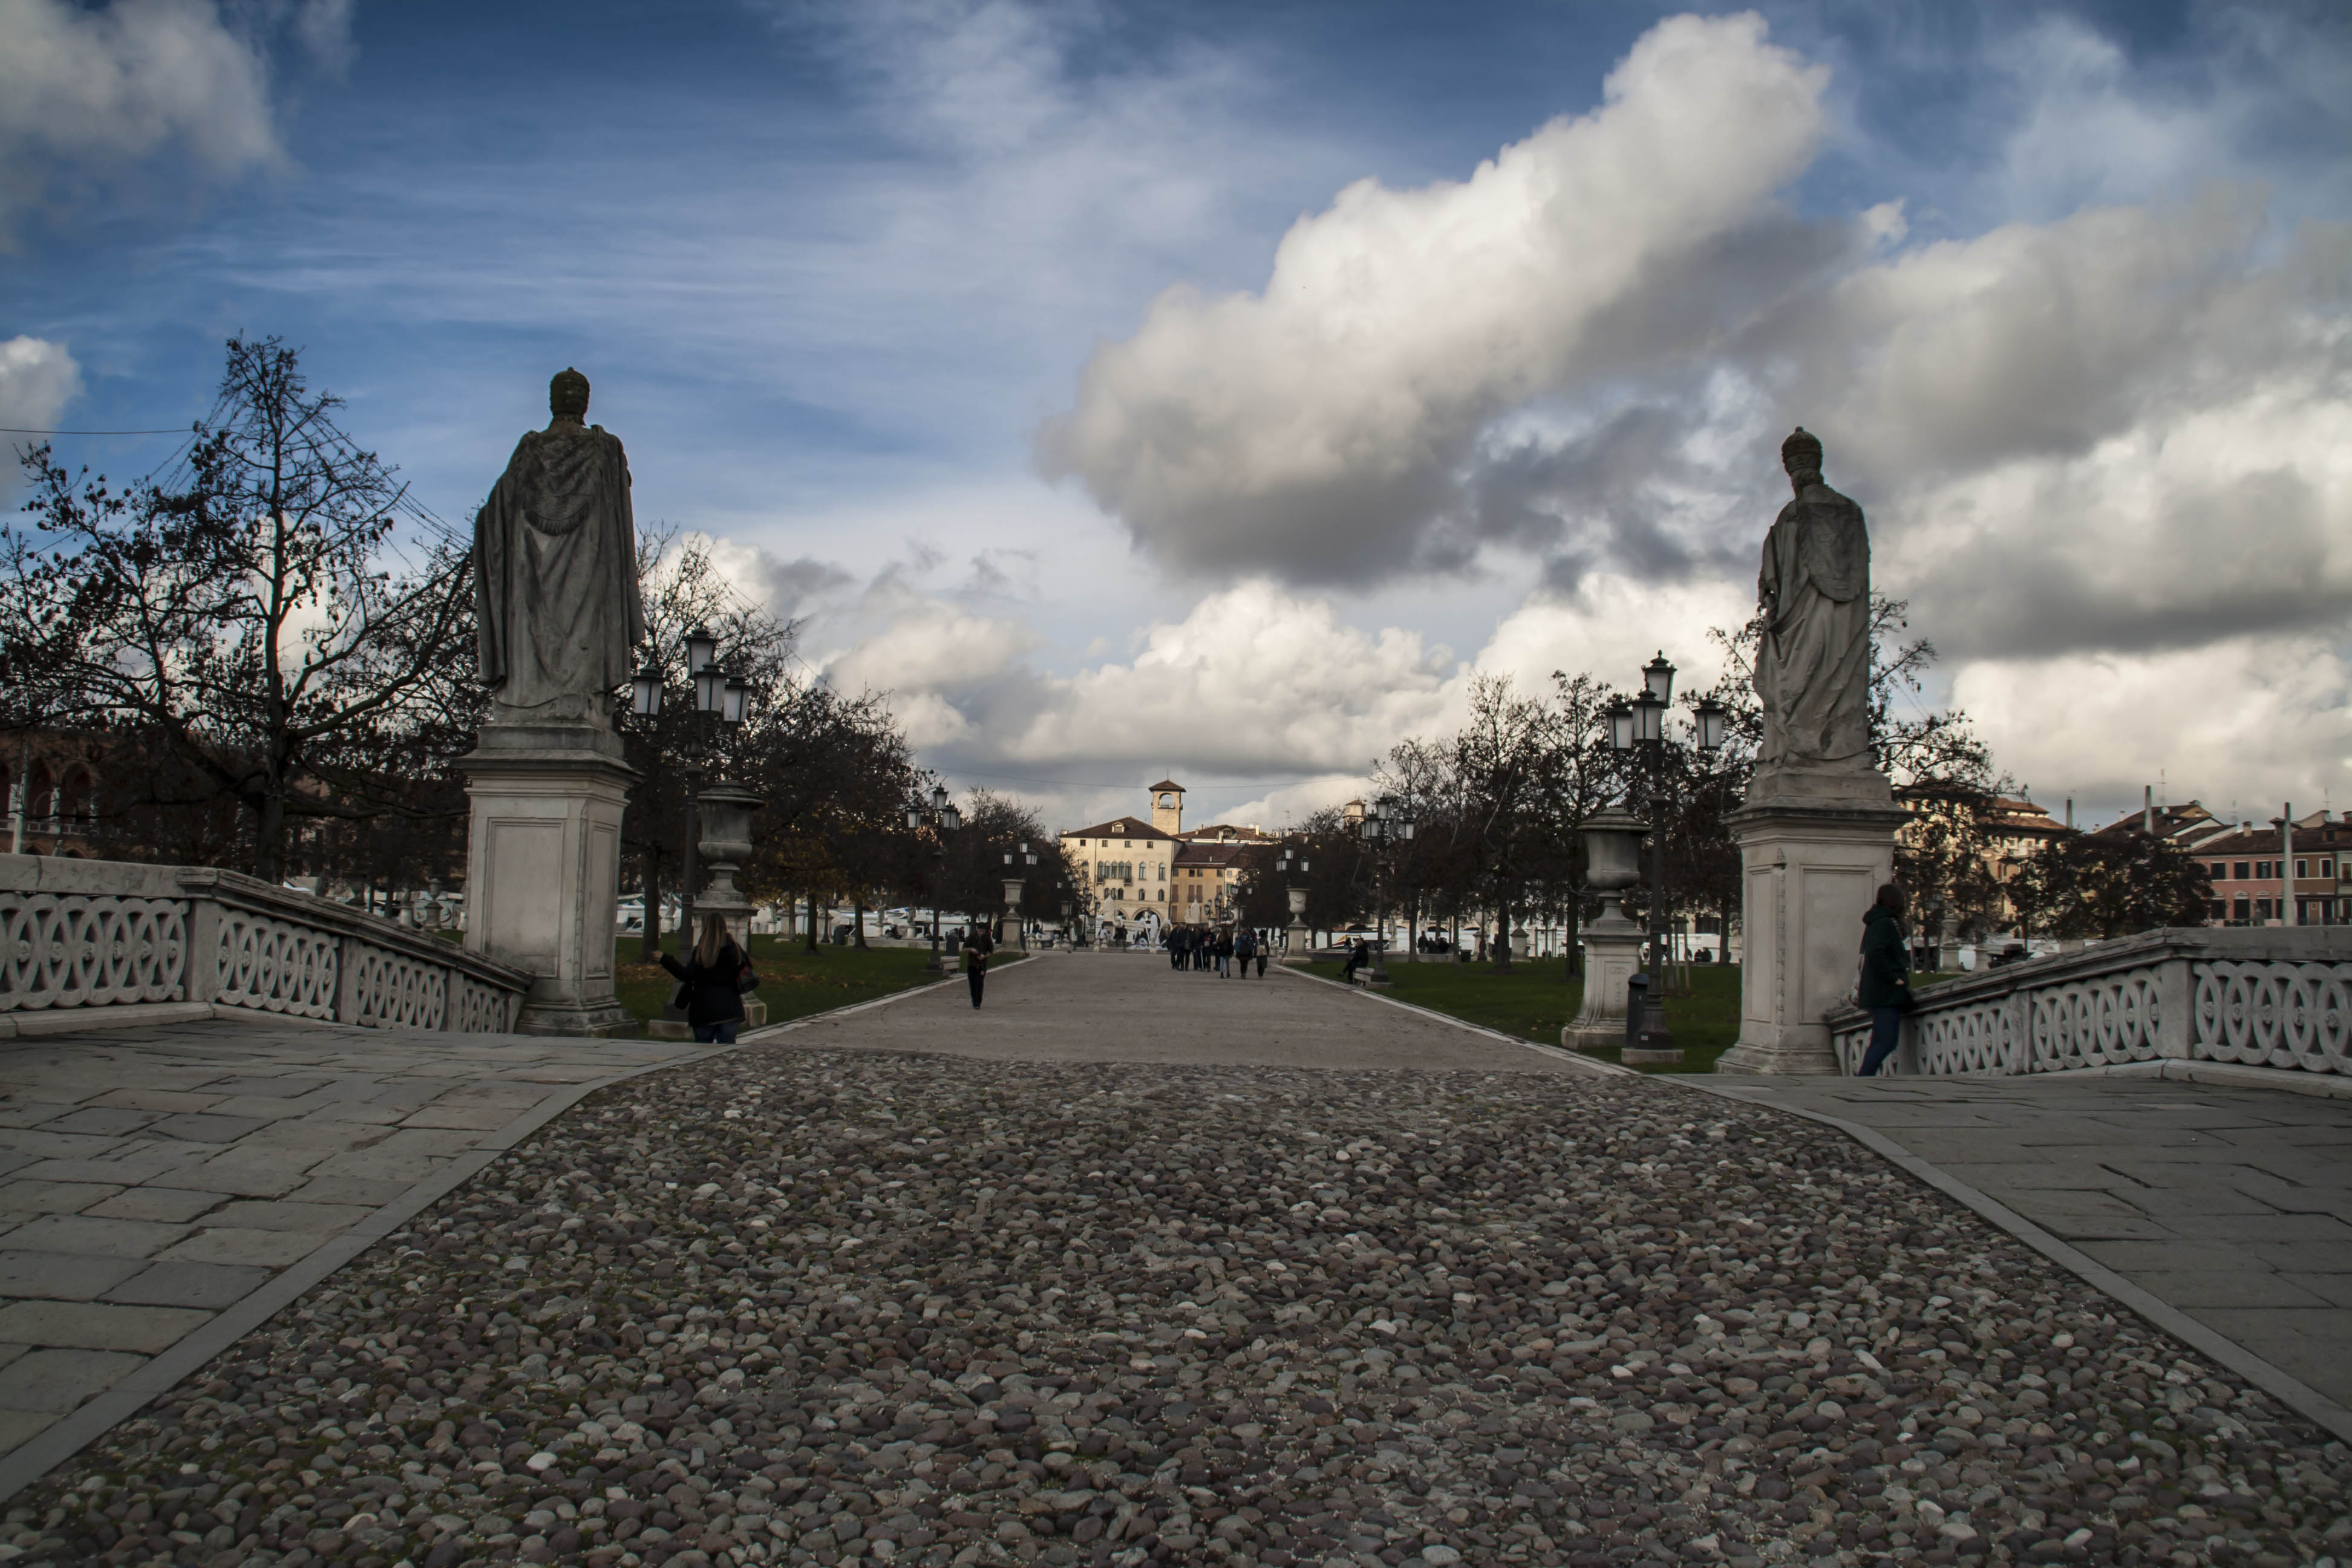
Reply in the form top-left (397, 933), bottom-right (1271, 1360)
top-left (1855, 883), bottom-right (1914, 1076)
top-left (1235, 926), bottom-right (1256, 978)
top-left (659, 915), bottom-right (756, 1045)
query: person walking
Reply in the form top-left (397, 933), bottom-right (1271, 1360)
top-left (1855, 883), bottom-right (1913, 1076)
top-left (1169, 927), bottom-right (1187, 970)
top-left (1341, 935), bottom-right (1367, 984)
top-left (1215, 926), bottom-right (1235, 977)
top-left (1255, 930), bottom-right (1270, 978)
top-left (658, 914), bottom-right (756, 1045)
top-left (1235, 926), bottom-right (1256, 978)
top-left (962, 921), bottom-right (995, 1008)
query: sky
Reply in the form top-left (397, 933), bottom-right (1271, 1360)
top-left (4, 0), bottom-right (2349, 835)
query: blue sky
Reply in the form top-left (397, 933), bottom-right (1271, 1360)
top-left (4, 0), bottom-right (2349, 831)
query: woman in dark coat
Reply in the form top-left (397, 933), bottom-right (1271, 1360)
top-left (659, 915), bottom-right (754, 1044)
top-left (1855, 883), bottom-right (1912, 1076)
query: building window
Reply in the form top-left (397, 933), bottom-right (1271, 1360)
top-left (2297, 859), bottom-right (2308, 878)
top-left (2235, 861), bottom-right (2251, 879)
top-left (2207, 900), bottom-right (2226, 921)
top-left (2255, 861), bottom-right (2271, 880)
top-left (2256, 898), bottom-right (2273, 921)
top-left (2233, 897), bottom-right (2250, 922)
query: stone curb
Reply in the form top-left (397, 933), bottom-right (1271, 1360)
top-left (0, 962), bottom-right (995, 1504)
top-left (1270, 968), bottom-right (2352, 1448)
top-left (1667, 1080), bottom-right (2352, 1449)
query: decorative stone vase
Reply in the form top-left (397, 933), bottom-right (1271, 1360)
top-left (650, 782), bottom-right (766, 1037)
top-left (1565, 808), bottom-right (1648, 1053)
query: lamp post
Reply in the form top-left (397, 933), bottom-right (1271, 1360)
top-left (1359, 795), bottom-right (1415, 987)
top-left (1606, 654), bottom-right (1723, 1057)
top-left (630, 626), bottom-right (748, 948)
top-left (1003, 840), bottom-right (1037, 949)
top-left (1278, 844), bottom-right (1310, 961)
top-left (906, 785), bottom-right (962, 973)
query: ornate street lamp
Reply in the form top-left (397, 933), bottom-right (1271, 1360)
top-left (1608, 653), bottom-right (1722, 1059)
top-left (1359, 795), bottom-right (1414, 985)
top-left (909, 786), bottom-right (961, 972)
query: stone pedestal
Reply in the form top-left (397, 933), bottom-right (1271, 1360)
top-left (1715, 790), bottom-right (1905, 1075)
top-left (1565, 913), bottom-right (1645, 1052)
top-left (461, 721), bottom-right (638, 1036)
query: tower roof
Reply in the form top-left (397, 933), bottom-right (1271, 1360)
top-left (1148, 779), bottom-right (1184, 794)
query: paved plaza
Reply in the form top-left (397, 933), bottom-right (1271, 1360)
top-left (1695, 1077), bottom-right (2352, 1420)
top-left (0, 1019), bottom-right (708, 1497)
top-left (0, 955), bottom-right (2346, 1568)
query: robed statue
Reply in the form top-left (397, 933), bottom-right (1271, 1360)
top-left (475, 368), bottom-right (647, 727)
top-left (1752, 427), bottom-right (1883, 800)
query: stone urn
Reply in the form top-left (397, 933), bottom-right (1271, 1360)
top-left (1564, 808), bottom-right (1648, 1052)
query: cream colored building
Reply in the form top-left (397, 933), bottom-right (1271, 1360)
top-left (1063, 781), bottom-right (1280, 933)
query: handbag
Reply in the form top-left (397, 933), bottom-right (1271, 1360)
top-left (736, 963), bottom-right (760, 995)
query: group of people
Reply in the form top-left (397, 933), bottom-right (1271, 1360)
top-left (1165, 924), bottom-right (1271, 978)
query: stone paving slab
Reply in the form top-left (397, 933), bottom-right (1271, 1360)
top-left (0, 1017), bottom-right (707, 1486)
top-left (1696, 1073), bottom-right (2352, 1417)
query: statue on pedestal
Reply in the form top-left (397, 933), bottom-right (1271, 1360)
top-left (475, 368), bottom-right (645, 728)
top-left (458, 368), bottom-right (643, 1036)
top-left (1751, 427), bottom-right (1884, 803)
top-left (1717, 426), bottom-right (1903, 1075)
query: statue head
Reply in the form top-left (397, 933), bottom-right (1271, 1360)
top-left (549, 367), bottom-right (590, 424)
top-left (1781, 426), bottom-right (1824, 491)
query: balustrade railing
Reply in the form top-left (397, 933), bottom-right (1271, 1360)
top-left (1827, 928), bottom-right (2352, 1080)
top-left (3, 855), bottom-right (530, 1033)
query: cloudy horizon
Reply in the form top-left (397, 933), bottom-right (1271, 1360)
top-left (5, 0), bottom-right (2348, 837)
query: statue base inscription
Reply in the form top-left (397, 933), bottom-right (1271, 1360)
top-left (461, 722), bottom-right (638, 1037)
top-left (1714, 795), bottom-right (1905, 1075)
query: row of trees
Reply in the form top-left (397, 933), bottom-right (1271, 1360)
top-left (1269, 596), bottom-right (2213, 969)
top-left (1, 337), bottom-right (1077, 946)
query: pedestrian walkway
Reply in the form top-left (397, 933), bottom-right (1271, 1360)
top-left (0, 1017), bottom-right (705, 1497)
top-left (1695, 1072), bottom-right (2352, 1429)
top-left (786, 947), bottom-right (1607, 1075)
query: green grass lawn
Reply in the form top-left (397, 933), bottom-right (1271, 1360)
top-left (1304, 958), bottom-right (1743, 1074)
top-left (612, 936), bottom-right (983, 1034)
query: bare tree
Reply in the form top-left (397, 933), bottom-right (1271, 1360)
top-left (4, 338), bottom-right (475, 881)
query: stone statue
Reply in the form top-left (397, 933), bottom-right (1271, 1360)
top-left (1751, 426), bottom-right (1883, 800)
top-left (475, 368), bottom-right (647, 727)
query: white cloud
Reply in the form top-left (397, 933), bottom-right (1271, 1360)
top-left (1039, 11), bottom-right (1834, 583)
top-left (0, 335), bottom-right (82, 436)
top-left (1955, 635), bottom-right (2352, 827)
top-left (0, 0), bottom-right (283, 239)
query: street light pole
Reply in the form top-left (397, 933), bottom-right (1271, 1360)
top-left (907, 785), bottom-right (962, 973)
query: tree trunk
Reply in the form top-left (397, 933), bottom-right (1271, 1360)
top-left (641, 850), bottom-right (662, 961)
top-left (854, 896), bottom-right (869, 949)
top-left (252, 788), bottom-right (287, 883)
top-left (805, 890), bottom-right (820, 952)
top-left (1494, 883), bottom-right (1514, 972)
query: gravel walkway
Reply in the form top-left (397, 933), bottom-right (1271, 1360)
top-left (5, 1044), bottom-right (2346, 1568)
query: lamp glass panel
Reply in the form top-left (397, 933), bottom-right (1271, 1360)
top-left (1644, 654), bottom-right (1676, 704)
top-left (1610, 703), bottom-right (1635, 751)
top-left (630, 668), bottom-right (664, 717)
top-left (1697, 702), bottom-right (1726, 751)
top-left (722, 676), bottom-right (749, 725)
top-left (693, 665), bottom-right (723, 713)
top-left (685, 628), bottom-right (717, 674)
top-left (944, 805), bottom-right (962, 831)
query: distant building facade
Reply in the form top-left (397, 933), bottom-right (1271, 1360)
top-left (1059, 780), bottom-right (1278, 935)
top-left (2183, 810), bottom-right (2349, 926)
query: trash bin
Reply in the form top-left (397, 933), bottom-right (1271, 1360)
top-left (1626, 972), bottom-right (1650, 1050)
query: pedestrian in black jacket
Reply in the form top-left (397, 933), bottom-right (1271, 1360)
top-left (962, 923), bottom-right (994, 1008)
top-left (1855, 883), bottom-right (1913, 1076)
top-left (658, 915), bottom-right (754, 1044)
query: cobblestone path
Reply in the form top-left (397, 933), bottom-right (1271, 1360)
top-left (4, 958), bottom-right (2346, 1568)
